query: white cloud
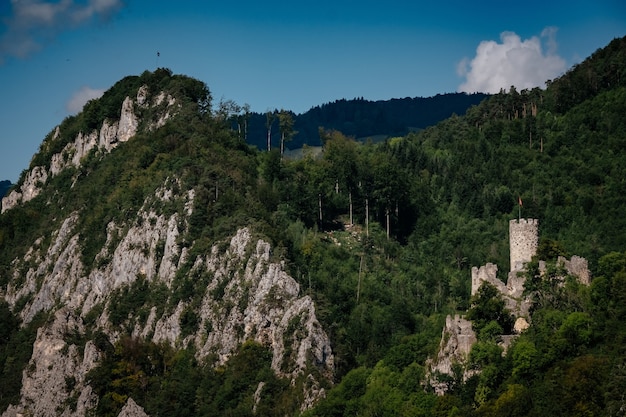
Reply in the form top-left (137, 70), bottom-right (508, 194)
top-left (457, 28), bottom-right (567, 94)
top-left (66, 86), bottom-right (105, 113)
top-left (0, 0), bottom-right (124, 63)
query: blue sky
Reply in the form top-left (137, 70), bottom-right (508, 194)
top-left (0, 1), bottom-right (625, 183)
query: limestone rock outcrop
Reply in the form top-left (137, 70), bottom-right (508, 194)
top-left (1, 308), bottom-right (99, 417)
top-left (1, 85), bottom-right (178, 214)
top-left (1, 177), bottom-right (333, 416)
top-left (117, 398), bottom-right (149, 417)
top-left (1, 165), bottom-right (48, 213)
top-left (190, 228), bottom-right (333, 382)
top-left (426, 315), bottom-right (477, 394)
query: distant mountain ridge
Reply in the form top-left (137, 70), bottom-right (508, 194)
top-left (0, 180), bottom-right (11, 198)
top-left (245, 92), bottom-right (489, 149)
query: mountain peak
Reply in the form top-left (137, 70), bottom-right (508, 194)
top-left (1, 69), bottom-right (206, 213)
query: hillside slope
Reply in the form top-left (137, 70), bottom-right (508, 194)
top-left (0, 69), bottom-right (332, 417)
top-left (244, 93), bottom-right (489, 150)
top-left (1, 36), bottom-right (626, 417)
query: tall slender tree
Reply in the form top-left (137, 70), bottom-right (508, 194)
top-left (265, 110), bottom-right (276, 151)
top-left (278, 110), bottom-right (296, 158)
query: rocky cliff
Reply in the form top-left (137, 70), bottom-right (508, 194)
top-left (1, 85), bottom-right (177, 214)
top-left (426, 314), bottom-right (477, 395)
top-left (0, 72), bottom-right (334, 416)
top-left (1, 221), bottom-right (333, 416)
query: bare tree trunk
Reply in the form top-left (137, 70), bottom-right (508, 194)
top-left (349, 191), bottom-right (353, 225)
top-left (280, 132), bottom-right (285, 158)
top-left (365, 198), bottom-right (369, 237)
top-left (357, 255), bottom-right (363, 303)
top-left (318, 193), bottom-right (323, 227)
top-left (386, 207), bottom-right (390, 240)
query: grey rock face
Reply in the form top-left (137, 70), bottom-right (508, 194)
top-left (1, 179), bottom-right (333, 416)
top-left (1, 85), bottom-right (178, 214)
top-left (426, 314), bottom-right (477, 395)
top-left (117, 398), bottom-right (149, 417)
top-left (191, 228), bottom-right (334, 382)
top-left (1, 166), bottom-right (48, 213)
top-left (1, 308), bottom-right (99, 417)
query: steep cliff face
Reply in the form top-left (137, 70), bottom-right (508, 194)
top-left (426, 315), bottom-right (477, 394)
top-left (1, 172), bottom-right (333, 415)
top-left (0, 73), bottom-right (333, 416)
top-left (2, 308), bottom-right (100, 417)
top-left (1, 84), bottom-right (178, 214)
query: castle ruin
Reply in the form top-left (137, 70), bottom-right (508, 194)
top-left (470, 219), bottom-right (539, 318)
top-left (428, 218), bottom-right (591, 393)
top-left (471, 218), bottom-right (589, 306)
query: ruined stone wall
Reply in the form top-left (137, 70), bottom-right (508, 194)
top-left (471, 263), bottom-right (502, 296)
top-left (471, 263), bottom-right (529, 318)
top-left (509, 218), bottom-right (538, 272)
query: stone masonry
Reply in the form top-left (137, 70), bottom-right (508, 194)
top-left (509, 218), bottom-right (539, 272)
top-left (430, 217), bottom-right (592, 394)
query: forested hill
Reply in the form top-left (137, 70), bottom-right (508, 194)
top-left (1, 36), bottom-right (626, 417)
top-left (303, 35), bottom-right (626, 416)
top-left (244, 92), bottom-right (489, 149)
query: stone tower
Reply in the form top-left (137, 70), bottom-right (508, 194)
top-left (509, 218), bottom-right (538, 272)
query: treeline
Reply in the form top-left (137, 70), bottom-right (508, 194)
top-left (242, 93), bottom-right (488, 150)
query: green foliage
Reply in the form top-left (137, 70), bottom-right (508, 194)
top-left (179, 305), bottom-right (199, 338)
top-left (509, 339), bottom-right (538, 381)
top-left (466, 283), bottom-right (514, 338)
top-left (88, 337), bottom-right (301, 417)
top-left (0, 308), bottom-right (48, 413)
top-left (0, 180), bottom-right (11, 198)
top-left (108, 276), bottom-right (150, 327)
top-left (305, 362), bottom-right (441, 417)
top-left (3, 38), bottom-right (626, 416)
top-left (536, 237), bottom-right (568, 261)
